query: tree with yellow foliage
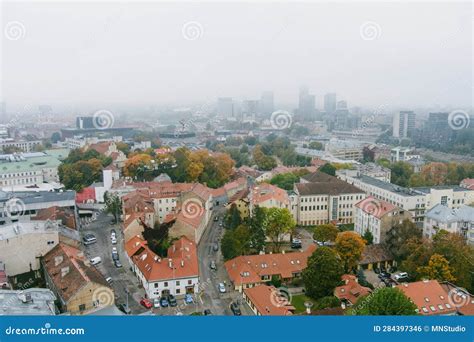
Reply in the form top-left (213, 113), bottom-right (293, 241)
top-left (335, 231), bottom-right (366, 272)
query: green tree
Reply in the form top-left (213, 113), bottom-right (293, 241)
top-left (335, 231), bottom-right (366, 272)
top-left (351, 287), bottom-right (418, 315)
top-left (104, 192), bottom-right (122, 223)
top-left (269, 172), bottom-right (300, 190)
top-left (386, 219), bottom-right (422, 261)
top-left (390, 161), bottom-right (414, 187)
top-left (319, 163), bottom-right (336, 176)
top-left (224, 204), bottom-right (242, 230)
top-left (308, 141), bottom-right (324, 150)
top-left (313, 224), bottom-right (339, 243)
top-left (247, 206), bottom-right (267, 252)
top-left (302, 247), bottom-right (344, 299)
top-left (362, 230), bottom-right (374, 245)
top-left (265, 207), bottom-right (296, 253)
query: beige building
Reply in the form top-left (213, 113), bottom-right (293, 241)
top-left (0, 221), bottom-right (59, 277)
top-left (43, 243), bottom-right (114, 315)
top-left (295, 172), bottom-right (365, 226)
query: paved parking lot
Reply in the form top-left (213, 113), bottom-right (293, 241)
top-left (79, 212), bottom-right (146, 314)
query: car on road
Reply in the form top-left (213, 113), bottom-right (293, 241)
top-left (219, 222), bottom-right (223, 227)
top-left (111, 236), bottom-right (117, 245)
top-left (153, 298), bottom-right (160, 308)
top-left (83, 234), bottom-right (97, 245)
top-left (210, 260), bottom-right (217, 270)
top-left (218, 283), bottom-right (226, 293)
top-left (105, 277), bottom-right (113, 285)
top-left (110, 229), bottom-right (116, 237)
top-left (291, 238), bottom-right (302, 249)
top-left (213, 243), bottom-right (219, 252)
top-left (90, 257), bottom-right (102, 266)
top-left (140, 298), bottom-right (152, 309)
top-left (214, 216), bottom-right (219, 222)
top-left (184, 294), bottom-right (193, 304)
top-left (114, 259), bottom-right (123, 268)
top-left (118, 303), bottom-right (131, 315)
top-left (112, 247), bottom-right (119, 260)
top-left (168, 294), bottom-right (178, 307)
top-left (378, 271), bottom-right (390, 279)
top-left (230, 302), bottom-right (241, 316)
top-left (203, 309), bottom-right (212, 315)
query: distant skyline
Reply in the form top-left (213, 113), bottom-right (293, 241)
top-left (1, 1), bottom-right (472, 110)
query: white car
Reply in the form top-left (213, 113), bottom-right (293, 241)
top-left (111, 236), bottom-right (117, 245)
top-left (218, 283), bottom-right (226, 293)
top-left (153, 298), bottom-right (160, 308)
top-left (90, 257), bottom-right (102, 266)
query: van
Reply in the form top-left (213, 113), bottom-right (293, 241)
top-left (90, 257), bottom-right (102, 266)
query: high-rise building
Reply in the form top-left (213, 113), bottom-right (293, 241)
top-left (392, 111), bottom-right (416, 138)
top-left (298, 86), bottom-right (316, 121)
top-left (324, 93), bottom-right (337, 114)
top-left (260, 91), bottom-right (274, 116)
top-left (76, 116), bottom-right (95, 129)
top-left (217, 97), bottom-right (234, 118)
top-left (242, 100), bottom-right (259, 122)
top-left (416, 112), bottom-right (453, 148)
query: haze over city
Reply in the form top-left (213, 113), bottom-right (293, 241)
top-left (2, 1), bottom-right (472, 112)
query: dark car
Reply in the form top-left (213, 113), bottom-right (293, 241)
top-left (114, 259), bottom-right (123, 268)
top-left (213, 243), bottom-right (219, 252)
top-left (291, 238), bottom-right (302, 249)
top-left (230, 302), bottom-right (241, 316)
top-left (203, 309), bottom-right (212, 315)
top-left (168, 295), bottom-right (178, 307)
top-left (160, 297), bottom-right (169, 307)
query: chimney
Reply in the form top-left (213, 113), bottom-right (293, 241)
top-left (168, 259), bottom-right (173, 269)
top-left (181, 260), bottom-right (184, 267)
top-left (54, 255), bottom-right (64, 266)
top-left (61, 266), bottom-right (70, 278)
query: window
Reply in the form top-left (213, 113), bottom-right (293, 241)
top-left (176, 289), bottom-right (181, 294)
top-left (164, 282), bottom-right (168, 287)
top-left (176, 281), bottom-right (180, 286)
top-left (188, 280), bottom-right (192, 285)
top-left (79, 304), bottom-right (86, 311)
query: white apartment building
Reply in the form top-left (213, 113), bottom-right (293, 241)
top-left (423, 204), bottom-right (474, 245)
top-left (336, 162), bottom-right (391, 183)
top-left (64, 135), bottom-right (123, 150)
top-left (0, 139), bottom-right (42, 153)
top-left (0, 221), bottom-right (59, 276)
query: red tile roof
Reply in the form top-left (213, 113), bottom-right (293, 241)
top-left (396, 280), bottom-right (457, 315)
top-left (244, 285), bottom-right (294, 316)
top-left (334, 274), bottom-right (371, 305)
top-left (355, 196), bottom-right (399, 219)
top-left (76, 187), bottom-right (96, 203)
top-left (250, 183), bottom-right (289, 206)
top-left (132, 236), bottom-right (198, 282)
top-left (225, 245), bottom-right (316, 286)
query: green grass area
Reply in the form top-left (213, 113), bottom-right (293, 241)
top-left (291, 294), bottom-right (313, 314)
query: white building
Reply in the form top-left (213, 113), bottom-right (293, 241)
top-left (125, 236), bottom-right (199, 299)
top-left (0, 221), bottom-right (59, 276)
top-left (336, 163), bottom-right (391, 183)
top-left (0, 139), bottom-right (42, 153)
top-left (64, 135), bottom-right (123, 150)
top-left (423, 204), bottom-right (474, 244)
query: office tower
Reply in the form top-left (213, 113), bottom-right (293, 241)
top-left (417, 112), bottom-right (453, 147)
top-left (392, 111), bottom-right (416, 138)
top-left (260, 91), bottom-right (274, 116)
top-left (217, 97), bottom-right (234, 118)
top-left (324, 93), bottom-right (337, 114)
top-left (298, 86), bottom-right (316, 121)
top-left (76, 116), bottom-right (95, 129)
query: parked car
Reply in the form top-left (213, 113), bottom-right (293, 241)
top-left (110, 229), bottom-right (116, 237)
top-left (218, 283), bottom-right (226, 293)
top-left (118, 303), bottom-right (131, 315)
top-left (230, 302), bottom-right (241, 316)
top-left (210, 260), bottom-right (217, 270)
top-left (140, 298), bottom-right (152, 309)
top-left (83, 234), bottom-right (97, 245)
top-left (105, 277), bottom-right (113, 285)
top-left (213, 243), bottom-right (219, 252)
top-left (393, 272), bottom-right (409, 281)
top-left (291, 238), bottom-right (302, 249)
top-left (203, 309), bottom-right (212, 315)
top-left (153, 298), bottom-right (160, 308)
top-left (114, 259), bottom-right (122, 268)
top-left (214, 216), bottom-right (219, 222)
top-left (160, 297), bottom-right (169, 307)
top-left (90, 257), bottom-right (102, 266)
top-left (111, 236), bottom-right (117, 245)
top-left (112, 247), bottom-right (119, 261)
top-left (184, 294), bottom-right (193, 304)
top-left (168, 295), bottom-right (177, 307)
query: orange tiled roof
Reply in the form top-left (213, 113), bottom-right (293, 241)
top-left (244, 285), bottom-right (294, 316)
top-left (355, 196), bottom-right (399, 219)
top-left (396, 280), bottom-right (457, 315)
top-left (125, 235), bottom-right (148, 257)
top-left (334, 274), bottom-right (372, 305)
top-left (132, 236), bottom-right (198, 282)
top-left (250, 183), bottom-right (289, 206)
top-left (87, 141), bottom-right (112, 155)
top-left (225, 245), bottom-right (316, 286)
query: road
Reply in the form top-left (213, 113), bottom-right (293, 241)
top-left (79, 212), bottom-right (146, 314)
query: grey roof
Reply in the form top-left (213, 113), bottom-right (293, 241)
top-left (297, 172), bottom-right (364, 196)
top-left (0, 190), bottom-right (76, 205)
top-left (425, 204), bottom-right (474, 223)
top-left (355, 175), bottom-right (423, 197)
top-left (0, 288), bottom-right (56, 315)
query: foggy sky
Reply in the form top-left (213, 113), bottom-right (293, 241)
top-left (1, 1), bottom-right (472, 110)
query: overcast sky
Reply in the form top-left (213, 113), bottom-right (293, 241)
top-left (1, 1), bottom-right (472, 111)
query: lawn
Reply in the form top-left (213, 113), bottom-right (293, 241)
top-left (291, 294), bottom-right (313, 314)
